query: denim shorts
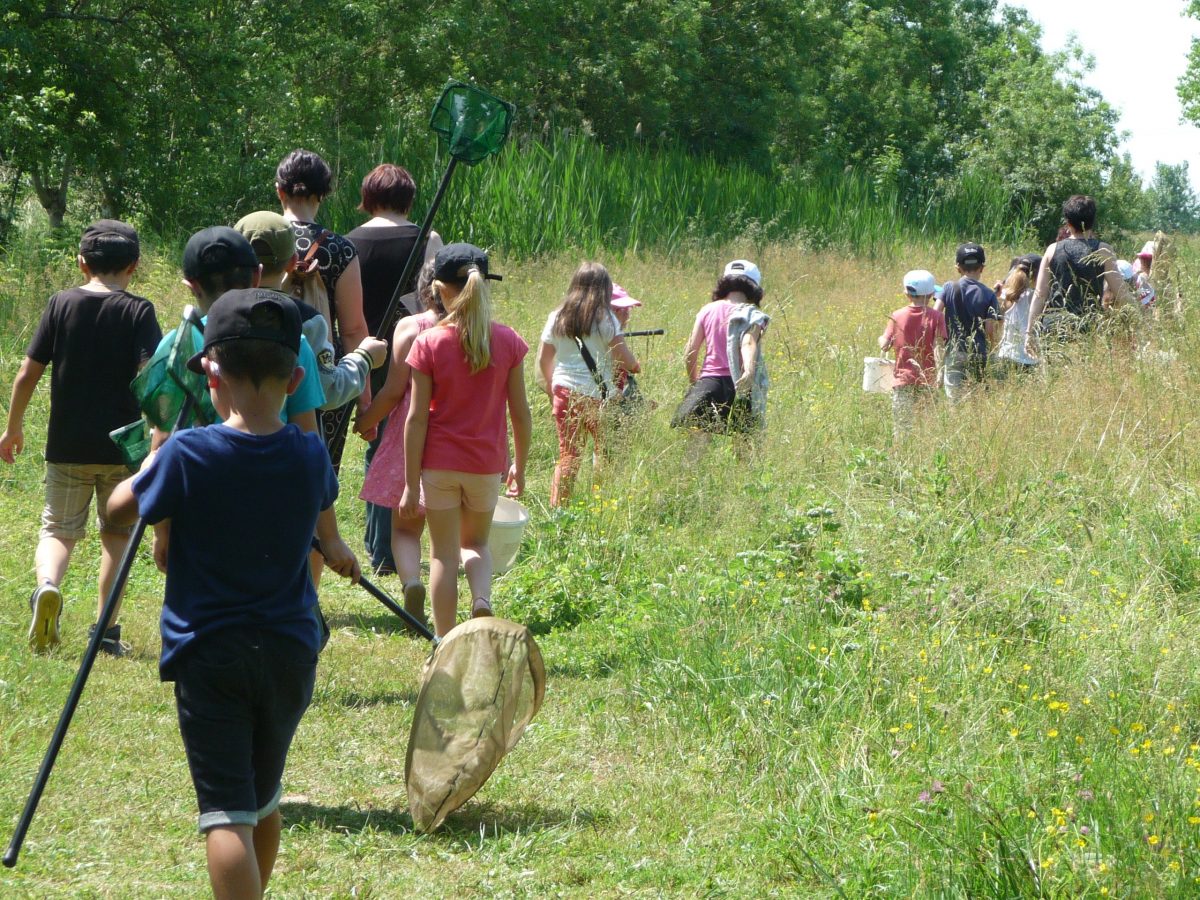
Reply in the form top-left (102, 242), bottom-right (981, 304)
top-left (173, 628), bottom-right (317, 833)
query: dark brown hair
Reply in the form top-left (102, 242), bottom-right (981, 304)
top-left (276, 149), bottom-right (333, 199)
top-left (359, 164), bottom-right (416, 215)
top-left (553, 262), bottom-right (613, 340)
top-left (712, 273), bottom-right (763, 305)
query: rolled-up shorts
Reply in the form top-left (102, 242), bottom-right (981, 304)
top-left (41, 462), bottom-right (133, 541)
top-left (671, 375), bottom-right (737, 433)
top-left (421, 470), bottom-right (502, 513)
top-left (173, 628), bottom-right (317, 833)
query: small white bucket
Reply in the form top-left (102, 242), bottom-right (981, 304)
top-left (862, 357), bottom-right (894, 393)
top-left (489, 497), bottom-right (530, 574)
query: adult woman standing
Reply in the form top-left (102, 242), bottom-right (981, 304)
top-left (536, 262), bottom-right (640, 507)
top-left (347, 164), bottom-right (444, 573)
top-left (275, 149), bottom-right (370, 467)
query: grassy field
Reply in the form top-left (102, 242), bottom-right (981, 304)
top-left (2, 236), bottom-right (1200, 897)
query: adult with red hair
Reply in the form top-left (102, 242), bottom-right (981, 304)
top-left (348, 164), bottom-right (444, 574)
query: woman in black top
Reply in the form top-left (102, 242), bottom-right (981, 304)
top-left (346, 164), bottom-right (443, 573)
top-left (1026, 194), bottom-right (1129, 354)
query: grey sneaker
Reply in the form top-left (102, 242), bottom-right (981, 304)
top-left (28, 583), bottom-right (63, 652)
top-left (89, 623), bottom-right (130, 658)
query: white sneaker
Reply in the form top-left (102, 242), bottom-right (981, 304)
top-left (28, 583), bottom-right (63, 652)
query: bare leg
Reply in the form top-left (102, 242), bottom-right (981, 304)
top-left (252, 810), bottom-right (281, 894)
top-left (308, 549), bottom-right (323, 590)
top-left (97, 530), bottom-right (131, 622)
top-left (390, 509), bottom-right (425, 587)
top-left (205, 824), bottom-right (261, 900)
top-left (424, 506), bottom-right (461, 637)
top-left (459, 506), bottom-right (494, 606)
top-left (34, 535), bottom-right (75, 588)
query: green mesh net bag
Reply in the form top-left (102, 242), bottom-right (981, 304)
top-left (429, 80), bottom-right (515, 166)
top-left (129, 310), bottom-right (214, 432)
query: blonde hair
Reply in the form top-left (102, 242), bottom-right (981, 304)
top-left (999, 266), bottom-right (1029, 312)
top-left (436, 268), bottom-right (492, 372)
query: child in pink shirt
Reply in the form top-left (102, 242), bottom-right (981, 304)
top-left (879, 269), bottom-right (947, 442)
top-left (400, 244), bottom-right (532, 637)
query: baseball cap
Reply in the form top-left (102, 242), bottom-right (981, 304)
top-left (611, 283), bottom-right (642, 308)
top-left (723, 259), bottom-right (762, 286)
top-left (433, 242), bottom-right (502, 283)
top-left (234, 211), bottom-right (296, 269)
top-left (1138, 241), bottom-right (1155, 259)
top-left (1117, 259), bottom-right (1135, 280)
top-left (903, 270), bottom-right (938, 297)
top-left (956, 243), bottom-right (985, 268)
top-left (187, 288), bottom-right (302, 373)
top-left (183, 226), bottom-right (261, 280)
top-left (80, 219), bottom-right (139, 256)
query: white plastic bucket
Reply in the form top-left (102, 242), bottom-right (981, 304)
top-left (489, 497), bottom-right (530, 574)
top-left (862, 357), bottom-right (894, 393)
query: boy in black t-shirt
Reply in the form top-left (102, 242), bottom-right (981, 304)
top-left (0, 220), bottom-right (162, 655)
top-left (935, 242), bottom-right (1001, 402)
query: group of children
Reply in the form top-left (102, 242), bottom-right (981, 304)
top-left (878, 194), bottom-right (1158, 441)
top-left (3, 215), bottom-right (531, 897)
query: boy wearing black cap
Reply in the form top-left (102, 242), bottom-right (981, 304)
top-left (108, 289), bottom-right (359, 899)
top-left (935, 242), bottom-right (1000, 401)
top-left (150, 226), bottom-right (327, 442)
top-left (1, 220), bottom-right (162, 655)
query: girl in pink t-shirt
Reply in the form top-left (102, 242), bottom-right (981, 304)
top-left (400, 244), bottom-right (532, 636)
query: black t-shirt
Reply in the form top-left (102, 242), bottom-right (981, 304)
top-left (27, 287), bottom-right (162, 464)
top-left (941, 277), bottom-right (1000, 358)
top-left (1049, 238), bottom-right (1108, 317)
top-left (346, 224), bottom-right (424, 336)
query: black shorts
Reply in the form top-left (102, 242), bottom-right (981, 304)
top-left (173, 628), bottom-right (317, 833)
top-left (671, 376), bottom-right (756, 433)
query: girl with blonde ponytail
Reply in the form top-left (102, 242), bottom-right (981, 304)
top-left (400, 244), bottom-right (532, 637)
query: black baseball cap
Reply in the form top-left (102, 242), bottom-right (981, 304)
top-left (187, 288), bottom-right (302, 373)
top-left (80, 219), bottom-right (139, 256)
top-left (956, 242), bottom-right (986, 268)
top-left (182, 226), bottom-right (260, 280)
top-left (433, 242), bottom-right (502, 284)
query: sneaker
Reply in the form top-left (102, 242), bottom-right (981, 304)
top-left (471, 597), bottom-right (493, 619)
top-left (89, 623), bottom-right (130, 658)
top-left (28, 583), bottom-right (63, 652)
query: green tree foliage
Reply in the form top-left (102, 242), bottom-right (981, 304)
top-left (1147, 162), bottom-right (1200, 233)
top-left (0, 0), bottom-right (1143, 244)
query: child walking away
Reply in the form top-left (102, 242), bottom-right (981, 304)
top-left (1134, 241), bottom-right (1157, 312)
top-left (1, 220), bottom-right (162, 655)
top-left (936, 242), bottom-right (1000, 401)
top-left (993, 254), bottom-right (1041, 374)
top-left (879, 270), bottom-right (947, 443)
top-left (671, 260), bottom-right (767, 452)
top-left (400, 244), bottom-right (532, 638)
top-left (354, 261), bottom-right (443, 628)
top-left (107, 289), bottom-right (359, 899)
top-left (536, 262), bottom-right (640, 506)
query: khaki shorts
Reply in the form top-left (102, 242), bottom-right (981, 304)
top-left (420, 470), bottom-right (501, 513)
top-left (41, 463), bottom-right (133, 541)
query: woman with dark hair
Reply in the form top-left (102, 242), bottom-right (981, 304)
top-left (1025, 194), bottom-right (1130, 355)
top-left (347, 163), bottom-right (444, 573)
top-left (275, 148), bottom-right (370, 465)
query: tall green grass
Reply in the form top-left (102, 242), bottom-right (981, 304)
top-left (321, 132), bottom-right (1029, 257)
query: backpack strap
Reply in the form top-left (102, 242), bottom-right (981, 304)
top-left (573, 336), bottom-right (609, 400)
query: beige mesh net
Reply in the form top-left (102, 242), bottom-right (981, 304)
top-left (406, 617), bottom-right (545, 832)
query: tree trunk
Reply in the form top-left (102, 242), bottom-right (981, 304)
top-left (30, 156), bottom-right (72, 229)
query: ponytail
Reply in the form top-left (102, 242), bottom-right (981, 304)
top-left (437, 268), bottom-right (492, 372)
top-left (999, 266), bottom-right (1029, 312)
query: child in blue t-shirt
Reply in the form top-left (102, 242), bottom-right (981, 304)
top-left (108, 289), bottom-right (358, 898)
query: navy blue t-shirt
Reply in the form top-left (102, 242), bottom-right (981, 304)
top-left (942, 277), bottom-right (1000, 358)
top-left (133, 423), bottom-right (337, 679)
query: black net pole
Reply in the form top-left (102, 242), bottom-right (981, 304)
top-left (3, 351), bottom-right (203, 867)
top-left (325, 156), bottom-right (459, 447)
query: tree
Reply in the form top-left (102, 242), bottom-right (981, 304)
top-left (1146, 162), bottom-right (1200, 233)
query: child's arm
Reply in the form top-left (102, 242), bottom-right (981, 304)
top-left (608, 334), bottom-right (641, 376)
top-left (1, 357), bottom-right (46, 463)
top-left (684, 316), bottom-right (705, 383)
top-left (535, 342), bottom-right (556, 397)
top-left (318, 338), bottom-right (386, 412)
top-left (506, 362), bottom-right (532, 497)
top-left (734, 325), bottom-right (762, 395)
top-left (399, 369), bottom-right (432, 518)
top-left (315, 506), bottom-right (360, 582)
top-left (356, 318), bottom-right (421, 435)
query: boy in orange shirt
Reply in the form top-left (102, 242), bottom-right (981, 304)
top-left (879, 270), bottom-right (947, 442)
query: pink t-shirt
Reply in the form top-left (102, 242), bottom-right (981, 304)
top-left (696, 300), bottom-right (735, 378)
top-left (884, 305), bottom-right (947, 387)
top-left (407, 321), bottom-right (528, 474)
